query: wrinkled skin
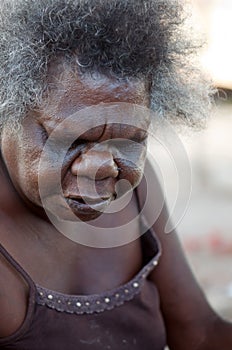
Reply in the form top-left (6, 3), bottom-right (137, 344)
top-left (0, 61), bottom-right (151, 337)
top-left (1, 62), bottom-right (150, 221)
top-left (1, 61), bottom-right (232, 350)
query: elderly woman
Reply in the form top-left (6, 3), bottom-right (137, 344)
top-left (0, 0), bottom-right (231, 349)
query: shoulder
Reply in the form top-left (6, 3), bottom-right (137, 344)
top-left (137, 160), bottom-right (226, 349)
top-left (0, 232), bottom-right (29, 338)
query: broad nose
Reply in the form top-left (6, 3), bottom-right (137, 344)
top-left (71, 150), bottom-right (119, 180)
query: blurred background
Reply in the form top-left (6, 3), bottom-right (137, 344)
top-left (149, 0), bottom-right (232, 321)
top-left (180, 0), bottom-right (232, 321)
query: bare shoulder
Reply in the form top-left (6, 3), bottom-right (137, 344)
top-left (138, 158), bottom-right (232, 349)
top-left (0, 222), bottom-right (28, 338)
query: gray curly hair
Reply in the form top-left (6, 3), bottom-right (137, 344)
top-left (0, 0), bottom-right (213, 130)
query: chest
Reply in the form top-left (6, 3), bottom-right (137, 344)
top-left (0, 193), bottom-right (143, 295)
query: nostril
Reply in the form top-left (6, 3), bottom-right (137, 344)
top-left (95, 160), bottom-right (119, 179)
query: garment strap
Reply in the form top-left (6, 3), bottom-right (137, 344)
top-left (134, 177), bottom-right (146, 214)
top-left (0, 243), bottom-right (35, 290)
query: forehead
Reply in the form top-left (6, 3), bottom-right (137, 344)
top-left (42, 60), bottom-right (150, 120)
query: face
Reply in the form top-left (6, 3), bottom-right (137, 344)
top-left (1, 60), bottom-right (151, 221)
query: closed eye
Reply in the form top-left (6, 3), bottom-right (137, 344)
top-left (39, 124), bottom-right (49, 143)
top-left (131, 130), bottom-right (148, 143)
top-left (69, 138), bottom-right (87, 150)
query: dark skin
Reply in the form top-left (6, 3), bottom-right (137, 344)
top-left (0, 60), bottom-right (232, 349)
top-left (0, 63), bottom-right (149, 337)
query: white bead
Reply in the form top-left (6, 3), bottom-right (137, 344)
top-left (96, 301), bottom-right (101, 305)
top-left (85, 302), bottom-right (90, 306)
top-left (105, 298), bottom-right (110, 303)
top-left (76, 302), bottom-right (82, 307)
top-left (153, 260), bottom-right (158, 266)
top-left (47, 294), bottom-right (53, 300)
top-left (115, 293), bottom-right (120, 298)
top-left (124, 289), bottom-right (129, 294)
top-left (133, 282), bottom-right (139, 288)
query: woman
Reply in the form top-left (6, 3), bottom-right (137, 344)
top-left (0, 0), bottom-right (231, 349)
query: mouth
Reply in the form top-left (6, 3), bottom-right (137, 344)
top-left (65, 195), bottom-right (113, 216)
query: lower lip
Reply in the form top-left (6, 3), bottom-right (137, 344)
top-left (66, 197), bottom-right (112, 215)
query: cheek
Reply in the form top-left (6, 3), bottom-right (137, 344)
top-left (18, 150), bottom-right (42, 202)
top-left (1, 128), bottom-right (45, 205)
top-left (115, 143), bottom-right (147, 187)
top-left (4, 145), bottom-right (40, 203)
